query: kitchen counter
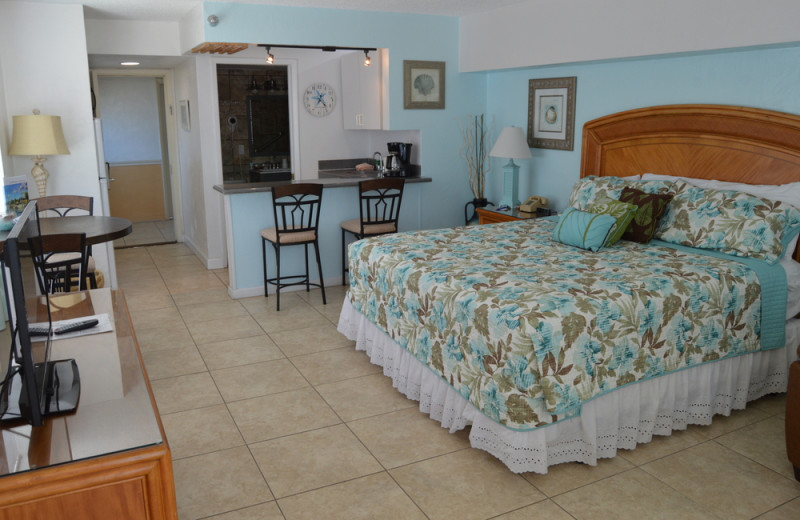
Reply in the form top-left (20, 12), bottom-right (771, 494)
top-left (213, 174), bottom-right (430, 195)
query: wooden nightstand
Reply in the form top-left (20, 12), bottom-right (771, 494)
top-left (476, 207), bottom-right (553, 224)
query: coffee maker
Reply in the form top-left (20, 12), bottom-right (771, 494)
top-left (386, 142), bottom-right (412, 176)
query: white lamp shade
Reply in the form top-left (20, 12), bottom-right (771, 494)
top-left (8, 114), bottom-right (70, 156)
top-left (489, 126), bottom-right (532, 160)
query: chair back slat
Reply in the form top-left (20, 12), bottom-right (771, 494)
top-left (270, 183), bottom-right (323, 241)
top-left (28, 232), bottom-right (89, 294)
top-left (35, 195), bottom-right (93, 218)
top-left (358, 178), bottom-right (405, 236)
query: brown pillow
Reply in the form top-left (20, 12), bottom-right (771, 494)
top-left (617, 187), bottom-right (673, 243)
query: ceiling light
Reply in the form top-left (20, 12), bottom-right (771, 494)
top-left (363, 50), bottom-right (371, 67)
top-left (265, 47), bottom-right (274, 64)
top-left (120, 61), bottom-right (140, 66)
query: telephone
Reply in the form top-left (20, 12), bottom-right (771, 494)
top-left (519, 195), bottom-right (548, 213)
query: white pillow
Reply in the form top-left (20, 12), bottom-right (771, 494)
top-left (641, 173), bottom-right (800, 209)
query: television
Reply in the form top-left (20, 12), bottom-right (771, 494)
top-left (0, 200), bottom-right (80, 426)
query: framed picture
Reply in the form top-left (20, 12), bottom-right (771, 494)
top-left (179, 99), bottom-right (191, 131)
top-left (3, 176), bottom-right (28, 216)
top-left (404, 60), bottom-right (445, 109)
top-left (527, 76), bottom-right (577, 150)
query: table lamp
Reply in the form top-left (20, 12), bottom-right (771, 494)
top-left (8, 109), bottom-right (70, 197)
top-left (489, 126), bottom-right (532, 209)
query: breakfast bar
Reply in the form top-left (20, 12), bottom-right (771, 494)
top-left (214, 175), bottom-right (431, 299)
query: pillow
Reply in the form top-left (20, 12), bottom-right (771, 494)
top-left (655, 184), bottom-right (800, 263)
top-left (617, 187), bottom-right (674, 244)
top-left (552, 208), bottom-right (617, 252)
top-left (585, 196), bottom-right (638, 246)
top-left (567, 176), bottom-right (675, 211)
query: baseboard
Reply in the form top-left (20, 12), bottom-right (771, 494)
top-left (228, 275), bottom-right (344, 300)
top-left (182, 237), bottom-right (226, 270)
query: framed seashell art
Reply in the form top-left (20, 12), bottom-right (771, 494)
top-left (403, 60), bottom-right (446, 109)
top-left (527, 76), bottom-right (577, 150)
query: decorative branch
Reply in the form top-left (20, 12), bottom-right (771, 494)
top-left (460, 114), bottom-right (489, 199)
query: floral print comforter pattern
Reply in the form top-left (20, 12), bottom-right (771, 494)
top-left (347, 219), bottom-right (762, 430)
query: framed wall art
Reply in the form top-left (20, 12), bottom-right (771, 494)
top-left (404, 60), bottom-right (445, 109)
top-left (527, 76), bottom-right (576, 150)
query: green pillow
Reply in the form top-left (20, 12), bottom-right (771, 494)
top-left (552, 207), bottom-right (618, 252)
top-left (618, 187), bottom-right (674, 244)
top-left (585, 196), bottom-right (638, 246)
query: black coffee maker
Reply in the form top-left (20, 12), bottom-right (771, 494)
top-left (386, 142), bottom-right (412, 176)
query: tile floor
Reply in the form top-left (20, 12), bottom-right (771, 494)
top-left (114, 219), bottom-right (176, 248)
top-left (118, 243), bottom-right (800, 520)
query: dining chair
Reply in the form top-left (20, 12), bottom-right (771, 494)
top-left (28, 233), bottom-right (90, 294)
top-left (34, 195), bottom-right (98, 289)
top-left (260, 183), bottom-right (326, 311)
top-left (340, 178), bottom-right (405, 286)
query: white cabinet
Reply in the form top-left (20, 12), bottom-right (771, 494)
top-left (341, 50), bottom-right (382, 129)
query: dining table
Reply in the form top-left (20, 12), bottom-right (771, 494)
top-left (35, 215), bottom-right (133, 245)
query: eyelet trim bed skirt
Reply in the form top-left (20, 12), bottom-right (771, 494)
top-left (338, 296), bottom-right (800, 474)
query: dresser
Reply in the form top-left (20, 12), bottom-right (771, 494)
top-left (475, 207), bottom-right (543, 224)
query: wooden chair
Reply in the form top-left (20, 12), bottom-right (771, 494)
top-left (260, 183), bottom-right (326, 311)
top-left (34, 195), bottom-right (98, 289)
top-left (786, 344), bottom-right (800, 482)
top-left (341, 178), bottom-right (405, 285)
top-left (28, 233), bottom-right (90, 294)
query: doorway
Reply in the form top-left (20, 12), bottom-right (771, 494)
top-left (90, 69), bottom-right (183, 248)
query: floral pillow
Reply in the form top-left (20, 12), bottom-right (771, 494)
top-left (585, 196), bottom-right (638, 246)
top-left (656, 183), bottom-right (800, 263)
top-left (568, 176), bottom-right (676, 210)
top-left (618, 187), bottom-right (674, 244)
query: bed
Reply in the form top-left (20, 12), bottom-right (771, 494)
top-left (338, 104), bottom-right (800, 474)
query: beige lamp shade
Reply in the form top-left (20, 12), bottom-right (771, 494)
top-left (489, 126), bottom-right (532, 160)
top-left (8, 113), bottom-right (70, 156)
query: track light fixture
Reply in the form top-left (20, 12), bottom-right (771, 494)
top-left (257, 44), bottom-right (378, 64)
top-left (265, 46), bottom-right (274, 64)
top-left (363, 49), bottom-right (371, 67)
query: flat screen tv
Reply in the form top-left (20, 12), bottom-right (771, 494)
top-left (0, 200), bottom-right (80, 426)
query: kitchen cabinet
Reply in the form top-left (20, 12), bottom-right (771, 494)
top-left (341, 50), bottom-right (382, 129)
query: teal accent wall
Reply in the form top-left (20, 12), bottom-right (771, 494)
top-left (204, 2), bottom-right (487, 230)
top-left (486, 44), bottom-right (800, 210)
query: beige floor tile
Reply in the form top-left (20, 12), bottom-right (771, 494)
top-left (522, 455), bottom-right (634, 497)
top-left (251, 424), bottom-right (383, 498)
top-left (617, 426), bottom-right (708, 466)
top-left (172, 287), bottom-right (232, 307)
top-left (150, 372), bottom-right (223, 414)
top-left (165, 271), bottom-right (226, 295)
top-left (554, 468), bottom-right (715, 520)
top-left (147, 243), bottom-right (196, 258)
top-left (129, 305), bottom-right (181, 329)
top-left (123, 289), bottom-right (175, 312)
top-left (211, 359), bottom-right (308, 402)
top-left (206, 502), bottom-right (284, 520)
top-left (117, 269), bottom-right (164, 287)
top-left (277, 472), bottom-right (425, 520)
top-left (295, 285), bottom-right (348, 305)
top-left (240, 292), bottom-right (307, 313)
top-left (270, 322), bottom-right (353, 356)
top-left (390, 449), bottom-right (544, 520)
top-left (493, 499), bottom-right (575, 520)
top-left (291, 348), bottom-right (381, 386)
top-left (142, 345), bottom-right (207, 380)
top-left (178, 300), bottom-right (249, 324)
top-left (251, 304), bottom-right (330, 335)
top-left (162, 403), bottom-right (244, 459)
top-left (115, 248), bottom-right (156, 271)
top-left (750, 393), bottom-right (788, 416)
top-left (695, 405), bottom-right (771, 439)
top-left (642, 441), bottom-right (800, 519)
top-left (316, 373), bottom-right (416, 422)
top-left (173, 446), bottom-right (272, 520)
top-left (350, 408), bottom-right (470, 468)
top-left (186, 314), bottom-right (265, 345)
top-left (151, 253), bottom-right (201, 269)
top-left (228, 387), bottom-right (340, 444)
top-left (717, 416), bottom-right (797, 478)
top-left (135, 319), bottom-right (196, 353)
top-left (757, 496), bottom-right (800, 520)
top-left (197, 335), bottom-right (284, 370)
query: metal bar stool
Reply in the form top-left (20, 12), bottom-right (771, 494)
top-left (260, 183), bottom-right (326, 311)
top-left (341, 178), bottom-right (405, 286)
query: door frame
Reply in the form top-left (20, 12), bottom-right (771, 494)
top-left (90, 68), bottom-right (184, 242)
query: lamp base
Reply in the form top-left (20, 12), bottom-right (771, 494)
top-left (31, 156), bottom-right (49, 197)
top-left (497, 159), bottom-right (520, 209)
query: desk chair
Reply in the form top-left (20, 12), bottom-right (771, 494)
top-left (260, 183), bottom-right (326, 311)
top-left (35, 195), bottom-right (98, 289)
top-left (28, 233), bottom-right (90, 294)
top-left (341, 178), bottom-right (405, 285)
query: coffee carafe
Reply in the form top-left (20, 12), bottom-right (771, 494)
top-left (386, 142), bottom-right (412, 175)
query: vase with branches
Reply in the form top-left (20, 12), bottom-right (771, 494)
top-left (461, 114), bottom-right (491, 224)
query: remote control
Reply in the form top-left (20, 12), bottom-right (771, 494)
top-left (28, 326), bottom-right (50, 337)
top-left (54, 318), bottom-right (99, 335)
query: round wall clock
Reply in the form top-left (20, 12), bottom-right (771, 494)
top-left (303, 82), bottom-right (336, 117)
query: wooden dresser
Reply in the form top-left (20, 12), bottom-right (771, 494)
top-left (0, 289), bottom-right (177, 520)
top-left (476, 207), bottom-right (545, 224)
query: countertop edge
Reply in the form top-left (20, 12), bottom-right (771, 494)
top-left (213, 176), bottom-right (432, 195)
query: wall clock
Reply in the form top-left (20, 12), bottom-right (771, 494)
top-left (303, 82), bottom-right (336, 117)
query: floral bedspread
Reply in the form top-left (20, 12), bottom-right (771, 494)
top-left (347, 219), bottom-right (763, 430)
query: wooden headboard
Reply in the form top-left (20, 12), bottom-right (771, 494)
top-left (580, 104), bottom-right (800, 261)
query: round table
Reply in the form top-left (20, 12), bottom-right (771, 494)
top-left (36, 216), bottom-right (133, 245)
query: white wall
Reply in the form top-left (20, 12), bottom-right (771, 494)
top-left (460, 0), bottom-right (800, 72)
top-left (0, 56), bottom-right (9, 180)
top-left (85, 19), bottom-right (182, 56)
top-left (97, 76), bottom-right (162, 163)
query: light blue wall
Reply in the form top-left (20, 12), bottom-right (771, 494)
top-left (485, 44), bottom-right (800, 211)
top-left (205, 2), bottom-right (486, 230)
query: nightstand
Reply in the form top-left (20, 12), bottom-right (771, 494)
top-left (475, 207), bottom-right (554, 224)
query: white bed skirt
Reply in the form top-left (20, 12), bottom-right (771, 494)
top-left (338, 296), bottom-right (800, 474)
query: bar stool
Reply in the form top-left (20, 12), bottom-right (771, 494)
top-left (260, 183), bottom-right (326, 311)
top-left (341, 178), bottom-right (405, 285)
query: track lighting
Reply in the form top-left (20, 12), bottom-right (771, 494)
top-left (363, 49), bottom-right (371, 67)
top-left (265, 46), bottom-right (274, 64)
